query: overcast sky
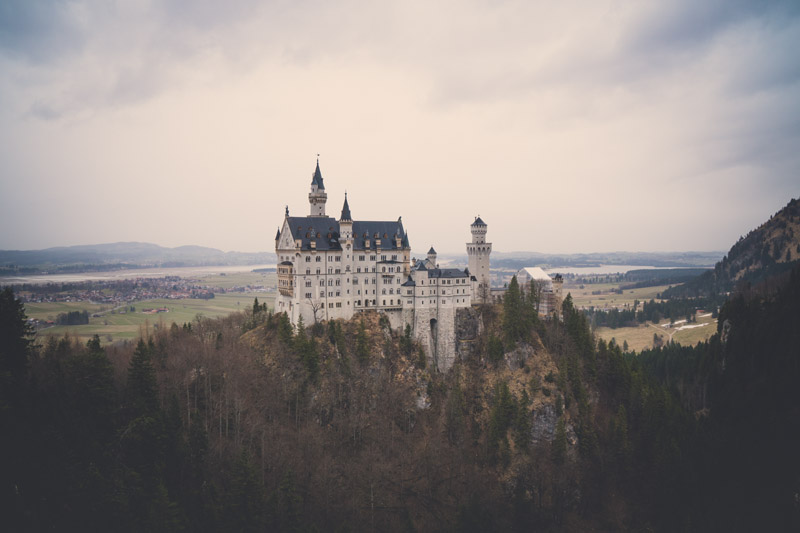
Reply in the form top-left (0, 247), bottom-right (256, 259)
top-left (0, 0), bottom-right (798, 254)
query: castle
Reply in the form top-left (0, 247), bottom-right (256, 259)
top-left (274, 160), bottom-right (492, 370)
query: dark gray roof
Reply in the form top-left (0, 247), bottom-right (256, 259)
top-left (311, 160), bottom-right (325, 189)
top-left (285, 216), bottom-right (342, 251)
top-left (401, 276), bottom-right (416, 287)
top-left (275, 228), bottom-right (281, 240)
top-left (284, 216), bottom-right (409, 252)
top-left (427, 246), bottom-right (436, 255)
top-left (427, 268), bottom-right (469, 279)
top-left (352, 220), bottom-right (406, 251)
top-left (471, 216), bottom-right (486, 226)
top-left (340, 193), bottom-right (351, 221)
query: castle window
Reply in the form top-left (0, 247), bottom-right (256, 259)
top-left (335, 256), bottom-right (341, 262)
top-left (336, 302), bottom-right (341, 308)
top-left (382, 300), bottom-right (386, 305)
top-left (392, 255), bottom-right (397, 260)
top-left (381, 255), bottom-right (387, 261)
top-left (382, 267), bottom-right (386, 272)
top-left (306, 269), bottom-right (310, 274)
top-left (329, 303), bottom-right (333, 308)
top-left (305, 280), bottom-right (311, 287)
top-left (305, 256), bottom-right (310, 262)
top-left (305, 292), bottom-right (311, 298)
top-left (353, 278), bottom-right (358, 284)
top-left (335, 268), bottom-right (341, 274)
top-left (359, 255), bottom-right (365, 261)
top-left (336, 291), bottom-right (340, 296)
top-left (320, 280), bottom-right (324, 286)
top-left (357, 267), bottom-right (361, 273)
top-left (335, 279), bottom-right (340, 286)
top-left (370, 255), bottom-right (376, 261)
top-left (328, 279), bottom-right (333, 286)
top-left (382, 289), bottom-right (386, 295)
top-left (329, 292), bottom-right (333, 297)
top-left (316, 256), bottom-right (321, 262)
top-left (316, 269), bottom-right (321, 274)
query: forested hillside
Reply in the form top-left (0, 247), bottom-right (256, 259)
top-left (2, 265), bottom-right (799, 530)
top-left (665, 198), bottom-right (800, 298)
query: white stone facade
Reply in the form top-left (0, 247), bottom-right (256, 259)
top-left (275, 161), bottom-right (489, 371)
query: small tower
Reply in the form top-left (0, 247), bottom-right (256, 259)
top-left (426, 246), bottom-right (437, 268)
top-left (309, 159), bottom-right (327, 217)
top-left (467, 216), bottom-right (492, 303)
top-left (339, 193), bottom-right (353, 240)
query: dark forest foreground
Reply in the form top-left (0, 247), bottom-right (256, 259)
top-left (1, 267), bottom-right (799, 531)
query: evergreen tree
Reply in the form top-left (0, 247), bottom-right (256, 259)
top-left (127, 339), bottom-right (159, 417)
top-left (503, 276), bottom-right (525, 344)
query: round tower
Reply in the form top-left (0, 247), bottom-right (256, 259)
top-left (309, 159), bottom-right (327, 217)
top-left (467, 216), bottom-right (492, 303)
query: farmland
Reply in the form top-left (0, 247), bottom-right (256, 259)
top-left (22, 270), bottom-right (276, 344)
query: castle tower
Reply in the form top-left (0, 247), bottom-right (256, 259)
top-left (426, 246), bottom-right (437, 268)
top-left (467, 216), bottom-right (492, 303)
top-left (309, 159), bottom-right (327, 217)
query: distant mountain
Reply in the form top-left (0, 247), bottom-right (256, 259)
top-left (665, 198), bottom-right (800, 297)
top-left (437, 250), bottom-right (723, 270)
top-left (0, 242), bottom-right (277, 275)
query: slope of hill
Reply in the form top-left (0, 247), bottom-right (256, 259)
top-left (0, 242), bottom-right (276, 275)
top-left (665, 198), bottom-right (800, 297)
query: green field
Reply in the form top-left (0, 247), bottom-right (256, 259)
top-left (565, 282), bottom-right (672, 310)
top-left (29, 292), bottom-right (274, 345)
top-left (596, 313), bottom-right (717, 352)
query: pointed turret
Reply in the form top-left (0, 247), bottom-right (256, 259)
top-left (426, 246), bottom-right (437, 268)
top-left (311, 158), bottom-right (325, 190)
top-left (275, 227), bottom-right (281, 241)
top-left (340, 192), bottom-right (352, 221)
top-left (308, 158), bottom-right (328, 216)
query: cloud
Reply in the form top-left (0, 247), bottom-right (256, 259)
top-left (0, 0), bottom-right (85, 63)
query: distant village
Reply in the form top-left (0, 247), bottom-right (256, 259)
top-left (11, 276), bottom-right (268, 306)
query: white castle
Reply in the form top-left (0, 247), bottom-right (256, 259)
top-left (274, 160), bottom-right (492, 369)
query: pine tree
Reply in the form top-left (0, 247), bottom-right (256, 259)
top-left (503, 276), bottom-right (525, 344)
top-left (127, 339), bottom-right (159, 417)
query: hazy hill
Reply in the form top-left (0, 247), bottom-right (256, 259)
top-left (438, 250), bottom-right (722, 270)
top-left (665, 198), bottom-right (800, 297)
top-left (0, 242), bottom-right (277, 274)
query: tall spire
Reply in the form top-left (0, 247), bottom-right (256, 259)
top-left (311, 157), bottom-right (325, 190)
top-left (340, 192), bottom-right (352, 221)
top-left (308, 158), bottom-right (328, 216)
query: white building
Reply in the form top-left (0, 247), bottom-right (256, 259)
top-left (515, 267), bottom-right (564, 315)
top-left (274, 161), bottom-right (488, 370)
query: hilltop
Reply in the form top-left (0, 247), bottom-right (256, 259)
top-left (665, 197), bottom-right (800, 297)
